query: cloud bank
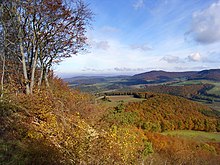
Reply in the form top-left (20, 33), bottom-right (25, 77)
top-left (189, 1), bottom-right (220, 44)
top-left (130, 44), bottom-right (153, 51)
top-left (161, 55), bottom-right (181, 63)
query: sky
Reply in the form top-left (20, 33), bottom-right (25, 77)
top-left (55, 0), bottom-right (220, 78)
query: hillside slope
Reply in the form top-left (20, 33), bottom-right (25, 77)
top-left (1, 79), bottom-right (220, 164)
top-left (106, 92), bottom-right (220, 132)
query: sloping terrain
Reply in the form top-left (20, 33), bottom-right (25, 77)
top-left (105, 92), bottom-right (220, 132)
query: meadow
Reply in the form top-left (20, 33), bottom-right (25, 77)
top-left (206, 82), bottom-right (220, 96)
top-left (162, 130), bottom-right (220, 142)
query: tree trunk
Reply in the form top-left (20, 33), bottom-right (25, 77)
top-left (17, 14), bottom-right (30, 94)
top-left (38, 64), bottom-right (44, 87)
top-left (0, 3), bottom-right (5, 98)
top-left (44, 70), bottom-right (50, 88)
top-left (1, 54), bottom-right (5, 98)
top-left (30, 50), bottom-right (38, 94)
top-left (20, 43), bottom-right (30, 94)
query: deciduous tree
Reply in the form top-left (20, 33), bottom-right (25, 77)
top-left (0, 0), bottom-right (92, 94)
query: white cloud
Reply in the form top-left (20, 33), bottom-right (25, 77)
top-left (87, 37), bottom-right (110, 50)
top-left (133, 0), bottom-right (145, 10)
top-left (82, 67), bottom-right (105, 72)
top-left (95, 41), bottom-right (110, 50)
top-left (114, 67), bottom-right (146, 72)
top-left (188, 52), bottom-right (202, 62)
top-left (189, 1), bottom-right (220, 44)
top-left (130, 44), bottom-right (153, 51)
top-left (56, 37), bottom-right (162, 74)
top-left (161, 55), bottom-right (181, 63)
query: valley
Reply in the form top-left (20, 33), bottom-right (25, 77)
top-left (65, 69), bottom-right (220, 112)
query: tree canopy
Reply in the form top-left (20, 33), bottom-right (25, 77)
top-left (0, 0), bottom-right (92, 95)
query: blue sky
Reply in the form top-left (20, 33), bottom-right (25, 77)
top-left (56, 0), bottom-right (220, 78)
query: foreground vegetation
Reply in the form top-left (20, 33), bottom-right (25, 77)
top-left (1, 78), bottom-right (220, 164)
top-left (0, 78), bottom-right (156, 164)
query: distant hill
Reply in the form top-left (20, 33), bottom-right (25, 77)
top-left (132, 70), bottom-right (196, 81)
top-left (64, 76), bottom-right (105, 83)
top-left (64, 75), bottom-right (130, 85)
top-left (190, 69), bottom-right (220, 81)
top-left (132, 69), bottom-right (220, 82)
top-left (63, 69), bottom-right (220, 89)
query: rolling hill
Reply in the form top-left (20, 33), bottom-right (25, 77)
top-left (132, 69), bottom-right (220, 82)
top-left (132, 70), bottom-right (196, 81)
top-left (190, 69), bottom-right (220, 81)
top-left (64, 69), bottom-right (220, 88)
top-left (105, 92), bottom-right (220, 132)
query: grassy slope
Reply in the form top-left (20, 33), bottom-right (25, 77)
top-left (162, 130), bottom-right (220, 142)
top-left (207, 82), bottom-right (220, 95)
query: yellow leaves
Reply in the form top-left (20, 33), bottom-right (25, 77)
top-left (4, 78), bottom-right (155, 164)
top-left (27, 130), bottom-right (43, 139)
top-left (102, 125), bottom-right (152, 163)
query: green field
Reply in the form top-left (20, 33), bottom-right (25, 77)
top-left (206, 82), bottom-right (220, 96)
top-left (196, 80), bottom-right (220, 96)
top-left (170, 80), bottom-right (203, 86)
top-left (162, 130), bottom-right (220, 142)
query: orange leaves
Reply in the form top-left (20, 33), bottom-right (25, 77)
top-left (123, 92), bottom-right (218, 132)
top-left (145, 132), bottom-right (220, 164)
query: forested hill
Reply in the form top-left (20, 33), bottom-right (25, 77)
top-left (132, 70), bottom-right (197, 81)
top-left (191, 69), bottom-right (220, 81)
top-left (132, 69), bottom-right (220, 81)
top-left (106, 92), bottom-right (220, 132)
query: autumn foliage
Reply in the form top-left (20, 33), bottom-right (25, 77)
top-left (0, 78), bottom-right (152, 164)
top-left (105, 92), bottom-right (219, 132)
top-left (0, 78), bottom-right (220, 164)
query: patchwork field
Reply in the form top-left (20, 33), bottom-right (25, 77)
top-left (172, 80), bottom-right (220, 96)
